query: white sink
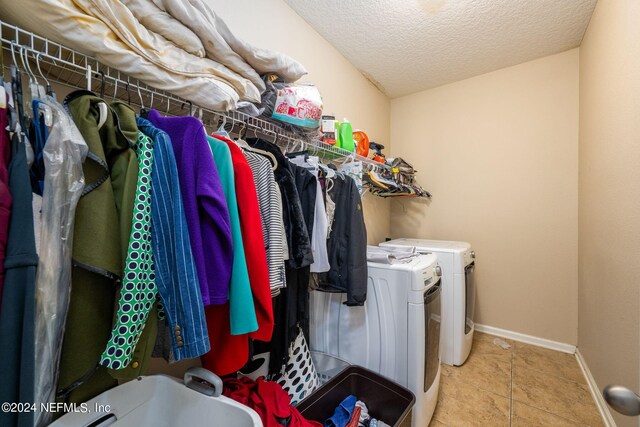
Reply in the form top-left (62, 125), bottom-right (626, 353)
top-left (50, 373), bottom-right (263, 426)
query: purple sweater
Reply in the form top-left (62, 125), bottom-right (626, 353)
top-left (148, 110), bottom-right (232, 305)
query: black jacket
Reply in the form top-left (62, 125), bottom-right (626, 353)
top-left (318, 174), bottom-right (367, 306)
top-left (247, 138), bottom-right (313, 269)
top-left (288, 162), bottom-right (316, 242)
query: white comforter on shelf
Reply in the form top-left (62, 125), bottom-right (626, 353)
top-left (0, 0), bottom-right (307, 111)
top-left (143, 0), bottom-right (308, 83)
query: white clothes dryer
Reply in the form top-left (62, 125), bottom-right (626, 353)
top-left (380, 239), bottom-right (476, 366)
top-left (309, 254), bottom-right (442, 427)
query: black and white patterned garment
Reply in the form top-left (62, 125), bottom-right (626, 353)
top-left (243, 149), bottom-right (286, 296)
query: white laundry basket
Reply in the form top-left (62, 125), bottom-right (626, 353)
top-left (49, 369), bottom-right (262, 426)
top-left (310, 351), bottom-right (350, 385)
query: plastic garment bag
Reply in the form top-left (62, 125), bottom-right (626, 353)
top-left (33, 97), bottom-right (88, 427)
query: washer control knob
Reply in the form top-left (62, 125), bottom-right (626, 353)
top-left (435, 266), bottom-right (442, 276)
top-left (470, 251), bottom-right (476, 259)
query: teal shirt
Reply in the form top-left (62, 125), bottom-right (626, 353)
top-left (206, 136), bottom-right (257, 335)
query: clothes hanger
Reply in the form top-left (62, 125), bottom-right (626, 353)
top-left (7, 45), bottom-right (19, 120)
top-left (290, 138), bottom-right (303, 153)
top-left (254, 148), bottom-right (278, 171)
top-left (338, 153), bottom-right (363, 183)
top-left (282, 136), bottom-right (302, 154)
top-left (242, 120), bottom-right (258, 140)
top-left (11, 44), bottom-right (27, 137)
top-left (226, 117), bottom-right (244, 138)
top-left (364, 170), bottom-right (389, 190)
top-left (236, 127), bottom-right (278, 170)
top-left (96, 102), bottom-right (108, 130)
top-left (287, 139), bottom-right (311, 165)
top-left (180, 101), bottom-right (193, 116)
top-left (11, 46), bottom-right (38, 167)
top-left (235, 125), bottom-right (251, 147)
top-left (8, 63), bottom-right (21, 135)
top-left (263, 127), bottom-right (278, 144)
top-left (235, 120), bottom-right (246, 139)
top-left (288, 150), bottom-right (313, 172)
top-left (97, 71), bottom-right (106, 99)
top-left (35, 53), bottom-right (54, 99)
top-left (237, 143), bottom-right (277, 170)
top-left (326, 173), bottom-right (335, 193)
top-left (198, 107), bottom-right (204, 122)
top-left (198, 108), bottom-right (208, 134)
top-left (125, 79), bottom-right (131, 105)
top-left (340, 152), bottom-right (358, 167)
top-left (20, 48), bottom-right (35, 94)
top-left (287, 149), bottom-right (309, 160)
top-left (20, 46), bottom-right (39, 102)
top-left (136, 84), bottom-right (145, 110)
top-left (212, 114), bottom-right (230, 139)
top-left (317, 159), bottom-right (336, 178)
top-left (244, 121), bottom-right (278, 144)
top-left (92, 71), bottom-right (109, 131)
top-left (212, 115), bottom-right (236, 141)
top-left (112, 79), bottom-right (118, 102)
top-left (140, 90), bottom-right (153, 119)
top-left (9, 43), bottom-right (20, 77)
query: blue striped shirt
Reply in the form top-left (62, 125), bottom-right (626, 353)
top-left (137, 117), bottom-right (210, 360)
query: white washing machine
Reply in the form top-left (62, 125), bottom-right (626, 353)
top-left (380, 239), bottom-right (475, 366)
top-left (309, 254), bottom-right (442, 427)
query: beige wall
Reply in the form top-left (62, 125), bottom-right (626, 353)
top-left (390, 50), bottom-right (580, 345)
top-left (205, 0), bottom-right (392, 243)
top-left (579, 1), bottom-right (640, 426)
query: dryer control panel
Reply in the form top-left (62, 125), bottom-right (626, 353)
top-left (411, 255), bottom-right (440, 292)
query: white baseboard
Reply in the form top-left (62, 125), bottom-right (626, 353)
top-left (575, 349), bottom-right (616, 427)
top-left (474, 323), bottom-right (576, 354)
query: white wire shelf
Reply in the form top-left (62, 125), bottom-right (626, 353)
top-left (0, 20), bottom-right (391, 172)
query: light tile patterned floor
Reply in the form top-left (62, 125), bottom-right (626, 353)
top-left (429, 332), bottom-right (605, 426)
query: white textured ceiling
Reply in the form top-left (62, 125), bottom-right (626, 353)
top-left (284, 0), bottom-right (597, 97)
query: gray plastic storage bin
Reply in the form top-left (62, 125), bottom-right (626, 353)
top-left (310, 351), bottom-right (351, 385)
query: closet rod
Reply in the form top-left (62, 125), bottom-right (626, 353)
top-left (0, 20), bottom-right (392, 172)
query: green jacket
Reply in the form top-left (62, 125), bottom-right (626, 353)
top-left (56, 92), bottom-right (156, 407)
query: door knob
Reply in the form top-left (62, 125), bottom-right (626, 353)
top-left (603, 385), bottom-right (640, 416)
